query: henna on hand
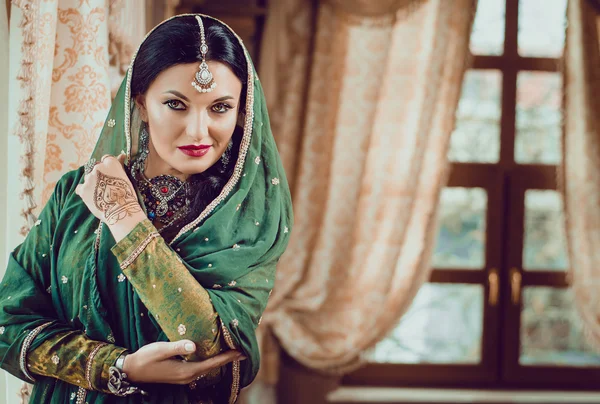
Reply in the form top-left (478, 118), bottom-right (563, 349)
top-left (94, 171), bottom-right (142, 225)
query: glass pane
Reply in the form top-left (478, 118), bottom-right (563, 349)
top-left (448, 70), bottom-right (502, 164)
top-left (371, 283), bottom-right (483, 364)
top-left (518, 0), bottom-right (567, 58)
top-left (521, 287), bottom-right (600, 367)
top-left (470, 0), bottom-right (505, 56)
top-left (515, 72), bottom-right (562, 165)
top-left (523, 190), bottom-right (569, 271)
top-left (432, 188), bottom-right (487, 270)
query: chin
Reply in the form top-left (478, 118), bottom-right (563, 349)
top-left (173, 162), bottom-right (216, 176)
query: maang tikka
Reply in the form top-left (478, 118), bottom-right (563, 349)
top-left (192, 15), bottom-right (217, 93)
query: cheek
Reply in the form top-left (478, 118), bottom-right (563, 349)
top-left (210, 115), bottom-right (238, 144)
top-left (147, 105), bottom-right (181, 145)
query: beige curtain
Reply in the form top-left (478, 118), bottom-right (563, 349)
top-left (257, 0), bottom-right (476, 384)
top-left (107, 0), bottom-right (146, 96)
top-left (561, 0), bottom-right (600, 347)
top-left (328, 0), bottom-right (425, 17)
top-left (10, 0), bottom-right (144, 237)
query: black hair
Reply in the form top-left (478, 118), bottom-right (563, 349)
top-left (130, 16), bottom-right (248, 241)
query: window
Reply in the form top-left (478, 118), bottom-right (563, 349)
top-left (344, 0), bottom-right (600, 389)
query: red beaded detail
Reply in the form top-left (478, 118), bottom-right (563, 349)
top-left (160, 186), bottom-right (169, 194)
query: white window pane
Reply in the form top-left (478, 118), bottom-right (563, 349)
top-left (521, 287), bottom-right (600, 367)
top-left (470, 0), bottom-right (505, 56)
top-left (518, 0), bottom-right (567, 58)
top-left (448, 70), bottom-right (502, 164)
top-left (371, 284), bottom-right (484, 364)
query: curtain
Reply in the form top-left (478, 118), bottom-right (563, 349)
top-left (6, 1), bottom-right (144, 401)
top-left (1, 0), bottom-right (9, 273)
top-left (561, 0), bottom-right (600, 347)
top-left (9, 0), bottom-right (144, 238)
top-left (327, 0), bottom-right (425, 17)
top-left (254, 0), bottom-right (476, 394)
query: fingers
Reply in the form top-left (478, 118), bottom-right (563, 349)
top-left (100, 154), bottom-right (113, 163)
top-left (99, 154), bottom-right (128, 172)
top-left (128, 344), bottom-right (246, 385)
top-left (155, 340), bottom-right (196, 360)
top-left (188, 350), bottom-right (245, 376)
top-left (100, 154), bottom-right (119, 168)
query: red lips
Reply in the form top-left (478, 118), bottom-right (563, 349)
top-left (178, 144), bottom-right (211, 150)
top-left (178, 144), bottom-right (211, 157)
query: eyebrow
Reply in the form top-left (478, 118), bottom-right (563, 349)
top-left (164, 90), bottom-right (190, 101)
top-left (163, 90), bottom-right (235, 103)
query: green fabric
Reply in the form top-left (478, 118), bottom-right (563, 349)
top-left (27, 331), bottom-right (127, 393)
top-left (0, 13), bottom-right (292, 403)
top-left (111, 218), bottom-right (225, 364)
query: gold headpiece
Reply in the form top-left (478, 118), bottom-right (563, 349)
top-left (192, 15), bottom-right (216, 93)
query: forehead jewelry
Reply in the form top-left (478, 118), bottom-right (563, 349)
top-left (192, 15), bottom-right (217, 93)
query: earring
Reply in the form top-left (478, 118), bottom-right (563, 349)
top-left (132, 124), bottom-right (150, 174)
top-left (139, 125), bottom-right (150, 157)
top-left (219, 140), bottom-right (233, 173)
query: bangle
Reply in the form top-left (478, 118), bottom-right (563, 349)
top-left (107, 366), bottom-right (142, 397)
top-left (115, 352), bottom-right (127, 371)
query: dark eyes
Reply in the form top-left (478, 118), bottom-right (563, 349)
top-left (211, 103), bottom-right (233, 113)
top-left (165, 100), bottom-right (185, 110)
top-left (163, 100), bottom-right (233, 114)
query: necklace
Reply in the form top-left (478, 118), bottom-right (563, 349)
top-left (130, 157), bottom-right (190, 226)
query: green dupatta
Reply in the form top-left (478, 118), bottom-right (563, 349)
top-left (0, 14), bottom-right (292, 403)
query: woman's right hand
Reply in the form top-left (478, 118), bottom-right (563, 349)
top-left (122, 340), bottom-right (245, 384)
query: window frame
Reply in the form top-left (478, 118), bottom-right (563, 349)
top-left (343, 0), bottom-right (600, 390)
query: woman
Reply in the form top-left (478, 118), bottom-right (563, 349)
top-left (0, 14), bottom-right (292, 404)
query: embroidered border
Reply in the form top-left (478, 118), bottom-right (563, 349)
top-left (85, 342), bottom-right (108, 389)
top-left (119, 231), bottom-right (159, 270)
top-left (220, 319), bottom-right (240, 404)
top-left (19, 322), bottom-right (52, 382)
top-left (75, 386), bottom-right (87, 404)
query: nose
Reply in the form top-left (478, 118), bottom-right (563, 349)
top-left (186, 109), bottom-right (209, 141)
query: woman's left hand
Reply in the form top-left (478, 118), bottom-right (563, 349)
top-left (76, 154), bottom-right (144, 226)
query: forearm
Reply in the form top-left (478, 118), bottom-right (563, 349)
top-left (27, 331), bottom-right (126, 393)
top-left (110, 219), bottom-right (224, 360)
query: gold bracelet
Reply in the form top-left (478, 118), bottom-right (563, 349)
top-left (85, 342), bottom-right (107, 389)
top-left (119, 231), bottom-right (160, 270)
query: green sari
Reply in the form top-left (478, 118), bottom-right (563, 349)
top-left (0, 14), bottom-right (292, 404)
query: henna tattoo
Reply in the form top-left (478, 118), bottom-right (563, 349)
top-left (93, 171), bottom-right (142, 225)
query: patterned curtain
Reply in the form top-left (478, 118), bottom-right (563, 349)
top-left (561, 0), bottom-right (600, 347)
top-left (249, 0), bottom-right (476, 400)
top-left (9, 0), bottom-right (144, 237)
top-left (7, 1), bottom-right (143, 401)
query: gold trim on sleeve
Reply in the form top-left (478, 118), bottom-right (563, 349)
top-left (19, 322), bottom-right (52, 382)
top-left (119, 231), bottom-right (160, 270)
top-left (85, 342), bottom-right (108, 389)
top-left (220, 319), bottom-right (240, 404)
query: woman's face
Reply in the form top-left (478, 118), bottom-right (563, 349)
top-left (137, 61), bottom-right (243, 180)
